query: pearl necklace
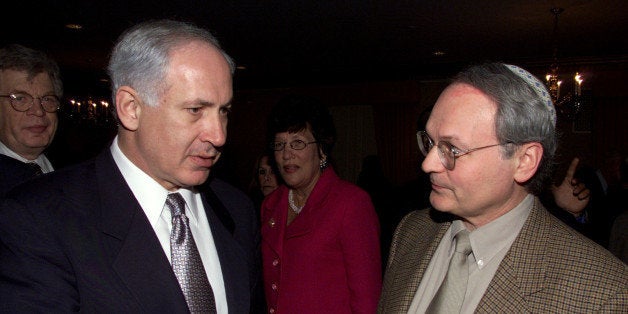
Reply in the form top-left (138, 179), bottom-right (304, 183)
top-left (288, 189), bottom-right (304, 214)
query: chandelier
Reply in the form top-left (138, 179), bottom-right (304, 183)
top-left (62, 96), bottom-right (115, 127)
top-left (545, 7), bottom-right (585, 120)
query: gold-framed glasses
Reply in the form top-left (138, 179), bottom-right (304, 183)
top-left (0, 93), bottom-right (60, 113)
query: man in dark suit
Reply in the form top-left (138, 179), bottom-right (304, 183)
top-left (378, 63), bottom-right (627, 313)
top-left (0, 44), bottom-right (62, 196)
top-left (0, 20), bottom-right (260, 313)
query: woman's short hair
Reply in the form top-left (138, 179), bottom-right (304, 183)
top-left (266, 94), bottom-right (336, 160)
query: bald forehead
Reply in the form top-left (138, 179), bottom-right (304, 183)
top-left (443, 82), bottom-right (487, 99)
top-left (427, 83), bottom-right (497, 138)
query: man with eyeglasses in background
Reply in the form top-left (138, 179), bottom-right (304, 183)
top-left (378, 62), bottom-right (626, 313)
top-left (0, 44), bottom-right (62, 196)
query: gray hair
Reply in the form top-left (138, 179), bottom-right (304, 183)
top-left (107, 19), bottom-right (235, 108)
top-left (0, 44), bottom-right (63, 97)
top-left (452, 62), bottom-right (557, 195)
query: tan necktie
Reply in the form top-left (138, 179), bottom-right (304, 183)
top-left (426, 229), bottom-right (472, 314)
top-left (168, 193), bottom-right (217, 313)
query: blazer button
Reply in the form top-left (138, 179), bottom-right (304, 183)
top-left (272, 258), bottom-right (279, 266)
top-left (268, 218), bottom-right (276, 228)
top-left (271, 283), bottom-right (278, 290)
top-left (269, 307), bottom-right (276, 314)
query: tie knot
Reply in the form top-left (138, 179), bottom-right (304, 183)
top-left (27, 162), bottom-right (43, 176)
top-left (454, 230), bottom-right (472, 256)
top-left (166, 193), bottom-right (186, 217)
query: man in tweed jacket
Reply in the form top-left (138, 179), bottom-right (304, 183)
top-left (378, 63), bottom-right (627, 313)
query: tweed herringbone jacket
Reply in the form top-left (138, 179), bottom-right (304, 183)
top-left (378, 198), bottom-right (628, 313)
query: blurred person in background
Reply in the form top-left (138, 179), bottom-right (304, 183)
top-left (249, 153), bottom-right (281, 207)
top-left (0, 44), bottom-right (62, 196)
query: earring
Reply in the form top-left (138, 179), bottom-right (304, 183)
top-left (319, 157), bottom-right (328, 170)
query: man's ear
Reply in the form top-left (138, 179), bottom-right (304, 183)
top-left (115, 86), bottom-right (141, 131)
top-left (514, 142), bottom-right (544, 184)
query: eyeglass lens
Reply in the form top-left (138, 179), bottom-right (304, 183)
top-left (4, 93), bottom-right (60, 112)
top-left (272, 140), bottom-right (311, 151)
top-left (417, 131), bottom-right (455, 170)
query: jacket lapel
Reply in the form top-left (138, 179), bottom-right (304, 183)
top-left (476, 198), bottom-right (548, 312)
top-left (200, 180), bottom-right (249, 314)
top-left (284, 168), bottom-right (338, 239)
top-left (262, 186), bottom-right (288, 258)
top-left (96, 151), bottom-right (189, 313)
top-left (381, 210), bottom-right (450, 313)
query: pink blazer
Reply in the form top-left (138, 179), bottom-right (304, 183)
top-left (261, 167), bottom-right (381, 314)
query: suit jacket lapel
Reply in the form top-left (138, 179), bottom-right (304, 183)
top-left (262, 186), bottom-right (288, 258)
top-left (201, 181), bottom-right (249, 314)
top-left (476, 199), bottom-right (548, 312)
top-left (96, 151), bottom-right (189, 313)
top-left (284, 168), bottom-right (338, 239)
top-left (381, 210), bottom-right (450, 312)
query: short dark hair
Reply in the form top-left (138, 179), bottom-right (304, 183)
top-left (0, 44), bottom-right (63, 97)
top-left (266, 94), bottom-right (336, 160)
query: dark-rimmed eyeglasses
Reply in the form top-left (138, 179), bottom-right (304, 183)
top-left (417, 131), bottom-right (507, 170)
top-left (271, 139), bottom-right (317, 151)
top-left (258, 168), bottom-right (274, 176)
top-left (0, 93), bottom-right (60, 113)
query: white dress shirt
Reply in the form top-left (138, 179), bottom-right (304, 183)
top-left (110, 136), bottom-right (227, 313)
top-left (0, 140), bottom-right (54, 173)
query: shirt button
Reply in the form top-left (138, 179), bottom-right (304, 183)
top-left (268, 218), bottom-right (276, 227)
top-left (272, 259), bottom-right (279, 266)
top-left (271, 283), bottom-right (278, 290)
top-left (269, 308), bottom-right (276, 313)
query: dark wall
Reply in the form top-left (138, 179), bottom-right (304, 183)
top-left (46, 64), bottom-right (628, 194)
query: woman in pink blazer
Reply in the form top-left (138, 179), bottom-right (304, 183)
top-left (261, 95), bottom-right (381, 314)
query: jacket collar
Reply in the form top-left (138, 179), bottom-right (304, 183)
top-left (95, 150), bottom-right (189, 312)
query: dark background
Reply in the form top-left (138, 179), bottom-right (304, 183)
top-left (2, 0), bottom-right (627, 191)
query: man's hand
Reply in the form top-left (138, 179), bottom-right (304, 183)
top-left (551, 157), bottom-right (590, 217)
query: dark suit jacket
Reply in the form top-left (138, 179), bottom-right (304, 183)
top-left (0, 150), bottom-right (260, 313)
top-left (378, 198), bottom-right (628, 313)
top-left (0, 154), bottom-right (44, 196)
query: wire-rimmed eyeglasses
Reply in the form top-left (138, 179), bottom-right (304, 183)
top-left (271, 139), bottom-right (317, 151)
top-left (417, 131), bottom-right (508, 170)
top-left (258, 168), bottom-right (274, 176)
top-left (0, 93), bottom-right (61, 113)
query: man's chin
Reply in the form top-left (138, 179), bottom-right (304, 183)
top-left (180, 171), bottom-right (211, 187)
top-left (429, 195), bottom-right (455, 213)
top-left (23, 136), bottom-right (52, 147)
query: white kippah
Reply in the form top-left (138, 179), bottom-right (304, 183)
top-left (504, 64), bottom-right (557, 126)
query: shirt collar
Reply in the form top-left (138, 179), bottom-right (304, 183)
top-left (109, 136), bottom-right (200, 226)
top-left (0, 140), bottom-right (53, 172)
top-left (466, 194), bottom-right (533, 268)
